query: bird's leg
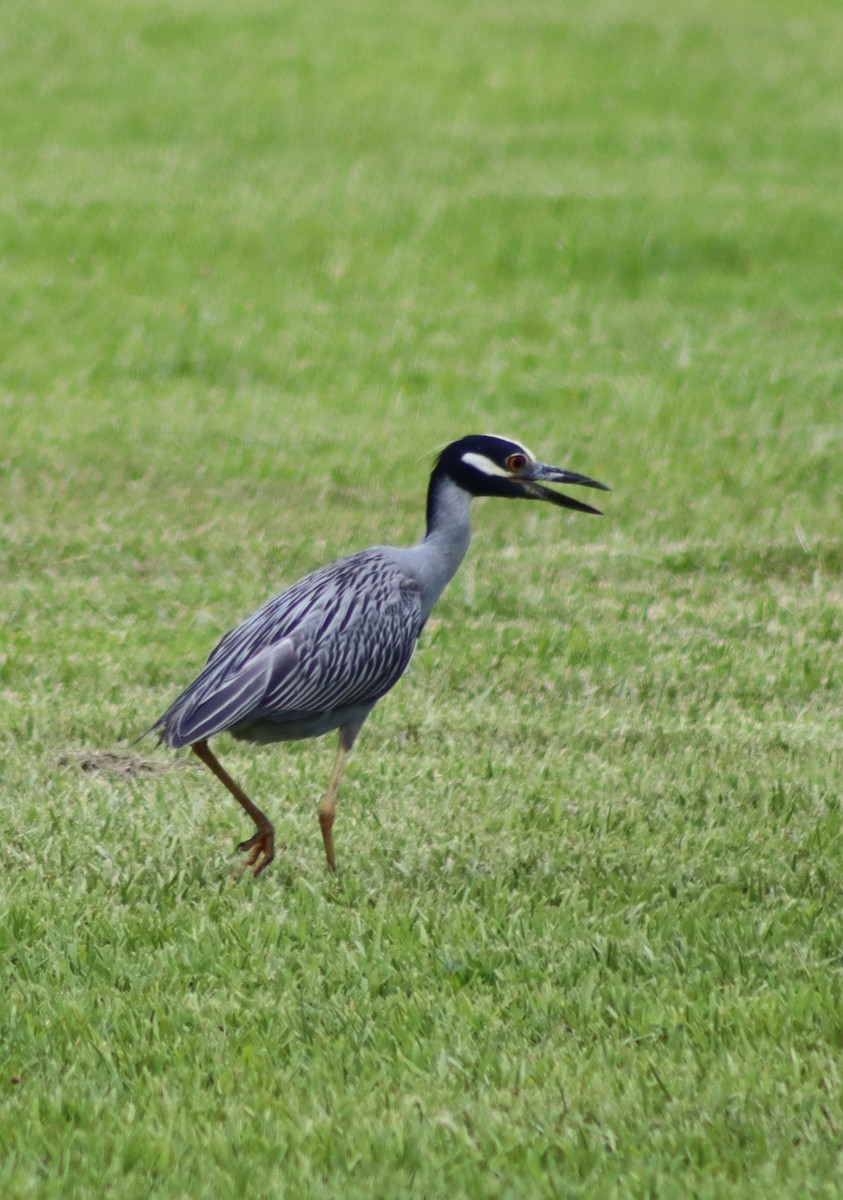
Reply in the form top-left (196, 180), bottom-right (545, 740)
top-left (318, 720), bottom-right (365, 873)
top-left (191, 740), bottom-right (275, 876)
top-left (318, 739), bottom-right (349, 873)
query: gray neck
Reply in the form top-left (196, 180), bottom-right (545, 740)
top-left (401, 474), bottom-right (472, 622)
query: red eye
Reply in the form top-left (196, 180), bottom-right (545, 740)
top-left (506, 453), bottom-right (528, 473)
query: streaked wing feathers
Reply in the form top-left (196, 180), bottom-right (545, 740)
top-left (153, 549), bottom-right (423, 748)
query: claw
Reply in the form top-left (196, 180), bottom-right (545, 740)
top-left (236, 824), bottom-right (275, 877)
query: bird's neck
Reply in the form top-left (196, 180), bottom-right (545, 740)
top-left (404, 472), bottom-right (472, 621)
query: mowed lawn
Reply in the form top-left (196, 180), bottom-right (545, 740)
top-left (1, 0), bottom-right (842, 1196)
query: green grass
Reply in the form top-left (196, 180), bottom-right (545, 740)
top-left (2, 0), bottom-right (842, 1196)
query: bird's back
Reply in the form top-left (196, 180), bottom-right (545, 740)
top-left (151, 547), bottom-right (424, 749)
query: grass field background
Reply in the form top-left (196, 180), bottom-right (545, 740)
top-left (2, 0), bottom-right (842, 1196)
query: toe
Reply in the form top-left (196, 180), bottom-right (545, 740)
top-left (236, 824), bottom-right (275, 876)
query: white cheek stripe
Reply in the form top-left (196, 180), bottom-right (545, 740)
top-left (461, 451), bottom-right (511, 478)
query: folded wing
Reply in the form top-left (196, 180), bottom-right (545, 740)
top-left (150, 549), bottom-right (423, 748)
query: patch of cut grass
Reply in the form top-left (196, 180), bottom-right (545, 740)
top-left (1, 1), bottom-right (842, 1197)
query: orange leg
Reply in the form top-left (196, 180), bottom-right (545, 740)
top-left (318, 719), bottom-right (366, 873)
top-left (192, 740), bottom-right (275, 876)
top-left (318, 737), bottom-right (351, 873)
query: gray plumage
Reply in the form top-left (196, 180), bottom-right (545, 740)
top-left (153, 548), bottom-right (425, 748)
top-left (146, 435), bottom-right (608, 875)
top-left (149, 474), bottom-right (471, 752)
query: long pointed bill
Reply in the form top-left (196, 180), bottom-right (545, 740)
top-left (520, 462), bottom-right (610, 515)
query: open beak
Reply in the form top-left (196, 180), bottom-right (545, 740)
top-left (518, 461), bottom-right (610, 515)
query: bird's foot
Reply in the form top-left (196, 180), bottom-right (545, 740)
top-left (236, 822), bottom-right (275, 877)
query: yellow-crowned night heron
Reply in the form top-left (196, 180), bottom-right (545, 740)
top-left (147, 434), bottom-right (608, 875)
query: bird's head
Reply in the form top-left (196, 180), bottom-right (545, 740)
top-left (433, 434), bottom-right (609, 515)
